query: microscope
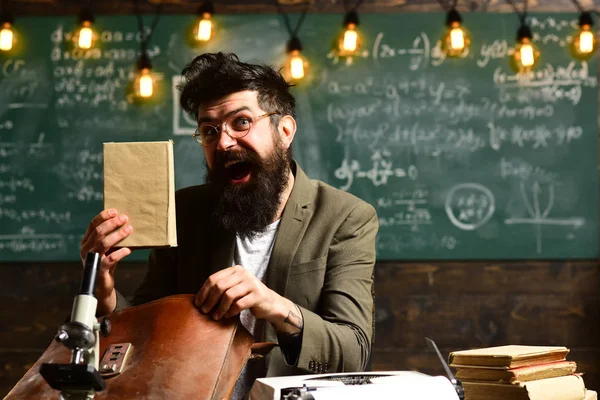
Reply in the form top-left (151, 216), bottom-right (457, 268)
top-left (39, 252), bottom-right (109, 400)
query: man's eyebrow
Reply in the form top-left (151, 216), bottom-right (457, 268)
top-left (197, 106), bottom-right (253, 125)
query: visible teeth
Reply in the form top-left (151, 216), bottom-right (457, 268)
top-left (224, 160), bottom-right (242, 168)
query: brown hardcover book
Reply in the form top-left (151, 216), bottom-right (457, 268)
top-left (456, 360), bottom-right (577, 383)
top-left (103, 141), bottom-right (177, 248)
top-left (450, 345), bottom-right (570, 369)
top-left (461, 375), bottom-right (586, 400)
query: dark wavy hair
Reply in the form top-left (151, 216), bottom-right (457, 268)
top-left (179, 52), bottom-right (295, 121)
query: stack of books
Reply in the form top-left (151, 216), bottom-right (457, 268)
top-left (449, 345), bottom-right (596, 400)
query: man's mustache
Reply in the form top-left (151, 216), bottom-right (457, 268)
top-left (213, 149), bottom-right (258, 168)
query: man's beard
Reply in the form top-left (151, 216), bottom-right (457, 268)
top-left (206, 141), bottom-right (291, 238)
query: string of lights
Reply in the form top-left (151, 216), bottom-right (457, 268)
top-left (0, 1), bottom-right (595, 99)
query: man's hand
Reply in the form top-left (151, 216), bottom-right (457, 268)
top-left (194, 265), bottom-right (303, 335)
top-left (80, 208), bottom-right (133, 315)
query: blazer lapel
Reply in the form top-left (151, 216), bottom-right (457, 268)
top-left (266, 163), bottom-right (316, 298)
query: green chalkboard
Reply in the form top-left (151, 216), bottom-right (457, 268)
top-left (0, 13), bottom-right (597, 261)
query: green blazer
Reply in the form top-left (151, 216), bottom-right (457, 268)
top-left (116, 162), bottom-right (378, 377)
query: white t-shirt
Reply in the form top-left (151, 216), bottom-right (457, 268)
top-left (231, 219), bottom-right (280, 400)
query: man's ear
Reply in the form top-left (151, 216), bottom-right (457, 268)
top-left (278, 115), bottom-right (297, 149)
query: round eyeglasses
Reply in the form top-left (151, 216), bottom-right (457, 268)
top-left (192, 112), bottom-right (280, 147)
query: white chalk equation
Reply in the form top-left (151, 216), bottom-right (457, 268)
top-left (0, 178), bottom-right (35, 192)
top-left (0, 227), bottom-right (71, 253)
top-left (493, 62), bottom-right (596, 102)
top-left (377, 188), bottom-right (431, 231)
top-left (334, 149), bottom-right (418, 191)
top-left (505, 182), bottom-right (584, 254)
top-left (0, 133), bottom-right (53, 159)
top-left (0, 208), bottom-right (71, 223)
top-left (0, 235), bottom-right (66, 253)
top-left (326, 31), bottom-right (449, 68)
top-left (377, 233), bottom-right (458, 254)
top-left (445, 183), bottom-right (496, 231)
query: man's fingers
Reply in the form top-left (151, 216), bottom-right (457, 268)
top-left (80, 212), bottom-right (131, 263)
top-left (195, 267), bottom-right (239, 309)
top-left (223, 295), bottom-right (254, 319)
top-left (198, 273), bottom-right (243, 315)
top-left (213, 285), bottom-right (251, 320)
top-left (82, 223), bottom-right (133, 258)
top-left (101, 247), bottom-right (132, 270)
top-left (83, 209), bottom-right (118, 241)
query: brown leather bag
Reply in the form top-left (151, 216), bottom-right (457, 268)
top-left (5, 294), bottom-right (255, 400)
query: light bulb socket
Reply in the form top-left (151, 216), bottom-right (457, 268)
top-left (287, 36), bottom-right (302, 53)
top-left (78, 8), bottom-right (95, 25)
top-left (136, 52), bottom-right (152, 71)
top-left (343, 10), bottom-right (359, 27)
top-left (578, 11), bottom-right (594, 28)
top-left (197, 1), bottom-right (215, 16)
top-left (0, 10), bottom-right (14, 25)
top-left (517, 24), bottom-right (532, 42)
top-left (446, 9), bottom-right (462, 27)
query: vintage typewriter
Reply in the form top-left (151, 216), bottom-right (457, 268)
top-left (249, 371), bottom-right (461, 399)
top-left (249, 339), bottom-right (464, 400)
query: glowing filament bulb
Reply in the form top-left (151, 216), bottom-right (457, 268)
top-left (0, 23), bottom-right (13, 51)
top-left (519, 43), bottom-right (535, 67)
top-left (197, 14), bottom-right (212, 41)
top-left (138, 69), bottom-right (153, 98)
top-left (578, 28), bottom-right (594, 54)
top-left (342, 24), bottom-right (358, 52)
top-left (289, 51), bottom-right (305, 80)
top-left (450, 27), bottom-right (465, 50)
top-left (78, 25), bottom-right (93, 49)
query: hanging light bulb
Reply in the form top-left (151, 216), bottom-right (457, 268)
top-left (285, 36), bottom-right (309, 81)
top-left (135, 53), bottom-right (154, 98)
top-left (0, 10), bottom-right (15, 52)
top-left (337, 10), bottom-right (362, 57)
top-left (74, 8), bottom-right (96, 50)
top-left (571, 11), bottom-right (596, 60)
top-left (194, 1), bottom-right (215, 42)
top-left (442, 8), bottom-right (471, 57)
top-left (512, 24), bottom-right (540, 72)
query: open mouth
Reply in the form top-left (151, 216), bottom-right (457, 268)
top-left (225, 161), bottom-right (253, 184)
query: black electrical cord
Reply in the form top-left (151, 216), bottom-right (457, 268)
top-left (505, 0), bottom-right (528, 25)
top-left (343, 0), bottom-right (365, 12)
top-left (275, 0), bottom-right (311, 39)
top-left (437, 0), bottom-right (459, 12)
top-left (134, 0), bottom-right (163, 54)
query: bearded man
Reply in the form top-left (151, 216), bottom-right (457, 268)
top-left (80, 52), bottom-right (378, 399)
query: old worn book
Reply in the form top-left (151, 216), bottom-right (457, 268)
top-left (461, 375), bottom-right (586, 400)
top-left (456, 360), bottom-right (577, 383)
top-left (450, 345), bottom-right (570, 369)
top-left (104, 141), bottom-right (177, 248)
